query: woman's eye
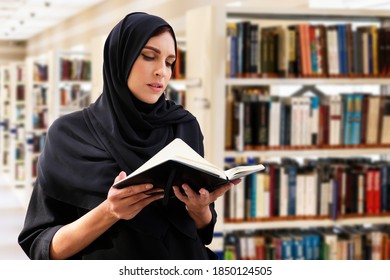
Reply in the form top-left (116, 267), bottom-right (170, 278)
top-left (166, 61), bottom-right (173, 67)
top-left (141, 54), bottom-right (154, 61)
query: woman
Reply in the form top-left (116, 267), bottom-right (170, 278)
top-left (18, 12), bottom-right (238, 260)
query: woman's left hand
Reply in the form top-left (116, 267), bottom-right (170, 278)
top-left (172, 178), bottom-right (241, 228)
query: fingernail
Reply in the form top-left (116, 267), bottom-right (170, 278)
top-left (145, 184), bottom-right (153, 189)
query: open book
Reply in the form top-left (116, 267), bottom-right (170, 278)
top-left (113, 138), bottom-right (264, 204)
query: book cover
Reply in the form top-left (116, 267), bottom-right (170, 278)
top-left (233, 94), bottom-right (244, 151)
top-left (226, 22), bottom-right (237, 78)
top-left (318, 100), bottom-right (330, 146)
top-left (311, 95), bottom-right (320, 145)
top-left (329, 95), bottom-right (343, 145)
top-left (366, 95), bottom-right (380, 144)
top-left (280, 97), bottom-right (292, 146)
top-left (380, 96), bottom-right (390, 144)
top-left (255, 172), bottom-right (265, 219)
top-left (286, 161), bottom-right (298, 216)
top-left (287, 25), bottom-right (298, 76)
top-left (342, 94), bottom-right (354, 145)
top-left (352, 94), bottom-right (363, 145)
top-left (249, 23), bottom-right (259, 75)
top-left (225, 87), bottom-right (234, 149)
top-left (113, 138), bottom-right (264, 204)
top-left (268, 96), bottom-right (281, 147)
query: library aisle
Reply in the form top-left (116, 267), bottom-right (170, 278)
top-left (0, 177), bottom-right (28, 260)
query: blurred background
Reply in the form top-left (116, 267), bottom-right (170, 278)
top-left (1, 0), bottom-right (390, 260)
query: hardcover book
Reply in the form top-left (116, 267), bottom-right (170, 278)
top-left (113, 138), bottom-right (264, 204)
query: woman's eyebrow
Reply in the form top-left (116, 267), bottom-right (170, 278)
top-left (143, 45), bottom-right (176, 59)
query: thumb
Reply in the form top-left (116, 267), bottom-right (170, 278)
top-left (115, 171), bottom-right (127, 183)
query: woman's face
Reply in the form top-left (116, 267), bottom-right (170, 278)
top-left (127, 31), bottom-right (176, 104)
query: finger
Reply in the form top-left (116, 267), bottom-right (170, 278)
top-left (121, 189), bottom-right (164, 207)
top-left (230, 178), bottom-right (242, 185)
top-left (181, 184), bottom-right (197, 199)
top-left (173, 186), bottom-right (187, 202)
top-left (198, 188), bottom-right (210, 200)
top-left (211, 182), bottom-right (233, 199)
top-left (144, 188), bottom-right (164, 196)
top-left (125, 193), bottom-right (164, 219)
top-left (114, 171), bottom-right (127, 183)
top-left (117, 183), bottom-right (154, 198)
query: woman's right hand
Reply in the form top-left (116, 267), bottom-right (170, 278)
top-left (105, 171), bottom-right (164, 220)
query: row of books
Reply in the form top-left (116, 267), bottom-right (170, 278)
top-left (33, 85), bottom-right (48, 107)
top-left (60, 58), bottom-right (91, 81)
top-left (0, 119), bottom-right (9, 131)
top-left (15, 65), bottom-right (25, 83)
top-left (224, 157), bottom-right (390, 222)
top-left (15, 84), bottom-right (25, 101)
top-left (225, 86), bottom-right (390, 151)
top-left (30, 133), bottom-right (46, 154)
top-left (32, 109), bottom-right (48, 130)
top-left (15, 162), bottom-right (25, 181)
top-left (166, 86), bottom-right (186, 107)
top-left (15, 143), bottom-right (25, 160)
top-left (1, 69), bottom-right (10, 82)
top-left (226, 21), bottom-right (390, 78)
top-left (2, 149), bottom-right (9, 166)
top-left (171, 47), bottom-right (186, 80)
top-left (32, 157), bottom-right (38, 178)
top-left (59, 85), bottom-right (90, 106)
top-left (224, 227), bottom-right (390, 260)
top-left (15, 106), bottom-right (25, 124)
top-left (33, 62), bottom-right (48, 82)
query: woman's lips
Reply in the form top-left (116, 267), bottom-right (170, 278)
top-left (147, 83), bottom-right (163, 92)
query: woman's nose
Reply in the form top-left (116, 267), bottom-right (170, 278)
top-left (154, 62), bottom-right (167, 77)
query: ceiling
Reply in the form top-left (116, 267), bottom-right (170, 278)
top-left (308, 0), bottom-right (390, 9)
top-left (2, 0), bottom-right (390, 41)
top-left (0, 0), bottom-right (106, 41)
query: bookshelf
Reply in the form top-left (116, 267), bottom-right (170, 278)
top-left (7, 62), bottom-right (27, 205)
top-left (223, 216), bottom-right (390, 231)
top-left (52, 51), bottom-right (92, 120)
top-left (24, 54), bottom-right (52, 193)
top-left (0, 65), bottom-right (11, 178)
top-left (186, 5), bottom-right (390, 259)
top-left (16, 50), bottom-right (92, 204)
top-left (167, 38), bottom-right (187, 106)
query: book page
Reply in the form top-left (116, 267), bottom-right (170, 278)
top-left (173, 155), bottom-right (226, 179)
top-left (224, 164), bottom-right (265, 180)
top-left (115, 138), bottom-right (227, 185)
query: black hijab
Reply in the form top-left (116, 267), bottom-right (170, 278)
top-left (38, 12), bottom-right (204, 210)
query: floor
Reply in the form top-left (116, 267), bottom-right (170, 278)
top-left (0, 176), bottom-right (29, 260)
